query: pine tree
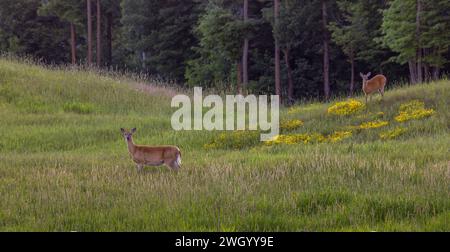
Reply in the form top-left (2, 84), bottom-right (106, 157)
top-left (38, 0), bottom-right (84, 64)
top-left (382, 0), bottom-right (450, 83)
top-left (186, 1), bottom-right (248, 91)
top-left (329, 0), bottom-right (368, 96)
top-left (420, 0), bottom-right (450, 80)
top-left (272, 0), bottom-right (300, 103)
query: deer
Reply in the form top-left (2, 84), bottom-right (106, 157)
top-left (120, 128), bottom-right (181, 172)
top-left (360, 72), bottom-right (387, 104)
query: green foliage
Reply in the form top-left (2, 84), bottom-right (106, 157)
top-left (329, 1), bottom-right (367, 60)
top-left (0, 0), bottom-right (449, 100)
top-left (0, 0), bottom-right (69, 63)
top-left (186, 2), bottom-right (249, 87)
top-left (121, 0), bottom-right (199, 81)
top-left (382, 0), bottom-right (420, 64)
top-left (382, 0), bottom-right (450, 68)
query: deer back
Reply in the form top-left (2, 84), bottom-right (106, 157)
top-left (363, 75), bottom-right (386, 94)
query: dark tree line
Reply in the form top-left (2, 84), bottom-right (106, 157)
top-left (1, 0), bottom-right (449, 102)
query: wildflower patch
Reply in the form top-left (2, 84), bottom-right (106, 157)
top-left (395, 100), bottom-right (435, 122)
top-left (280, 119), bottom-right (304, 131)
top-left (357, 120), bottom-right (389, 129)
top-left (379, 127), bottom-right (408, 140)
top-left (327, 99), bottom-right (365, 116)
top-left (265, 131), bottom-right (352, 145)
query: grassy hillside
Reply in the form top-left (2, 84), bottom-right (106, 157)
top-left (0, 58), bottom-right (449, 231)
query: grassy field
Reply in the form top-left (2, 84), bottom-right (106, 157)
top-left (0, 58), bottom-right (449, 231)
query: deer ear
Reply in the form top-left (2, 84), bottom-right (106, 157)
top-left (360, 73), bottom-right (364, 78)
top-left (131, 128), bottom-right (137, 133)
top-left (120, 128), bottom-right (125, 133)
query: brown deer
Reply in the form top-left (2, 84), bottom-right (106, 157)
top-left (121, 128), bottom-right (181, 172)
top-left (360, 72), bottom-right (387, 104)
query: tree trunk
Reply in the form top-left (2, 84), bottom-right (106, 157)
top-left (96, 0), bottom-right (101, 66)
top-left (237, 61), bottom-right (243, 94)
top-left (432, 67), bottom-right (440, 80)
top-left (423, 64), bottom-right (430, 82)
top-left (242, 0), bottom-right (249, 94)
top-left (416, 50), bottom-right (423, 83)
top-left (106, 12), bottom-right (112, 66)
top-left (349, 53), bottom-right (355, 97)
top-left (416, 0), bottom-right (422, 83)
top-left (70, 23), bottom-right (76, 65)
top-left (87, 0), bottom-right (93, 66)
top-left (283, 49), bottom-right (294, 104)
top-left (274, 0), bottom-right (281, 102)
top-left (408, 60), bottom-right (417, 84)
top-left (322, 0), bottom-right (330, 100)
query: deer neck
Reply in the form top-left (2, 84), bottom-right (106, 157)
top-left (126, 137), bottom-right (136, 154)
top-left (363, 80), bottom-right (368, 90)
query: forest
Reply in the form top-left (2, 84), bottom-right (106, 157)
top-left (1, 0), bottom-right (449, 102)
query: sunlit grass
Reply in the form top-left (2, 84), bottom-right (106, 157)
top-left (0, 57), bottom-right (449, 231)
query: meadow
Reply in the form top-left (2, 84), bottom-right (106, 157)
top-left (0, 57), bottom-right (449, 231)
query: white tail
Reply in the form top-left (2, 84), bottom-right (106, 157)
top-left (175, 153), bottom-right (182, 167)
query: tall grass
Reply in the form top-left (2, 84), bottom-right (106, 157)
top-left (0, 57), bottom-right (449, 231)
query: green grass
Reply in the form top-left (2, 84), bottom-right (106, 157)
top-left (0, 57), bottom-right (449, 231)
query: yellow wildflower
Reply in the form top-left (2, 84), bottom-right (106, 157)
top-left (327, 99), bottom-right (365, 116)
top-left (358, 120), bottom-right (389, 129)
top-left (379, 127), bottom-right (407, 140)
top-left (394, 100), bottom-right (435, 123)
top-left (280, 119), bottom-right (304, 131)
top-left (328, 131), bottom-right (353, 142)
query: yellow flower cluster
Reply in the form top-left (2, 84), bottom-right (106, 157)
top-left (280, 119), bottom-right (304, 131)
top-left (357, 120), bottom-right (389, 129)
top-left (266, 134), bottom-right (311, 145)
top-left (394, 100), bottom-right (435, 122)
top-left (204, 131), bottom-right (259, 150)
top-left (379, 127), bottom-right (407, 140)
top-left (328, 131), bottom-right (353, 143)
top-left (327, 99), bottom-right (365, 116)
top-left (265, 131), bottom-right (352, 145)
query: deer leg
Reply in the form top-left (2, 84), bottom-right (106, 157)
top-left (168, 160), bottom-right (180, 172)
top-left (136, 163), bottom-right (144, 173)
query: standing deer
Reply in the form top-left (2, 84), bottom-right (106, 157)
top-left (121, 128), bottom-right (181, 172)
top-left (360, 72), bottom-right (387, 104)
